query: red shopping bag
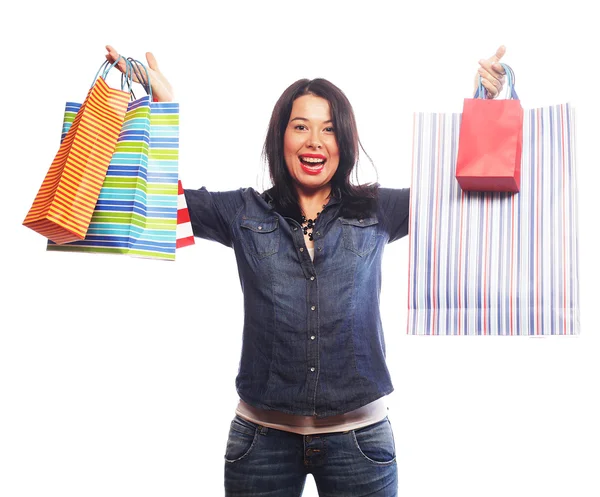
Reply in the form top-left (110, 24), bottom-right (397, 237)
top-left (455, 64), bottom-right (523, 192)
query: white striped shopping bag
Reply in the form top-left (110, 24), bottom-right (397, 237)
top-left (408, 103), bottom-right (579, 336)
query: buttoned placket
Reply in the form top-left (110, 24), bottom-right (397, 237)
top-left (277, 193), bottom-right (339, 415)
top-left (289, 216), bottom-right (320, 414)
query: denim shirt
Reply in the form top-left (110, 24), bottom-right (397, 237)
top-left (184, 186), bottom-right (410, 417)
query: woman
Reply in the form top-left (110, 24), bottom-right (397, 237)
top-left (106, 45), bottom-right (507, 497)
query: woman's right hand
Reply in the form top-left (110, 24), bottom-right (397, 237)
top-left (105, 45), bottom-right (174, 102)
top-left (473, 45), bottom-right (507, 98)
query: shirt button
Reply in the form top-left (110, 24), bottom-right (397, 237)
top-left (258, 226), bottom-right (262, 230)
top-left (310, 335), bottom-right (315, 340)
top-left (310, 367), bottom-right (315, 372)
top-left (311, 305), bottom-right (316, 311)
top-left (359, 219), bottom-right (364, 223)
top-left (310, 276), bottom-right (315, 281)
top-left (300, 247), bottom-right (304, 252)
top-left (317, 247), bottom-right (323, 251)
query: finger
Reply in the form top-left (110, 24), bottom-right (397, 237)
top-left (104, 45), bottom-right (128, 73)
top-left (105, 45), bottom-right (120, 62)
top-left (478, 67), bottom-right (503, 90)
top-left (478, 67), bottom-right (503, 93)
top-left (479, 59), bottom-right (505, 82)
top-left (492, 45), bottom-right (506, 63)
top-left (480, 79), bottom-right (500, 98)
top-left (478, 45), bottom-right (507, 76)
top-left (491, 62), bottom-right (506, 75)
top-left (146, 52), bottom-right (159, 71)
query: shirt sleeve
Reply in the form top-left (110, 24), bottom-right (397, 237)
top-left (377, 187), bottom-right (411, 243)
top-left (183, 187), bottom-right (245, 247)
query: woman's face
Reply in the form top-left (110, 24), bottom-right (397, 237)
top-left (283, 94), bottom-right (340, 194)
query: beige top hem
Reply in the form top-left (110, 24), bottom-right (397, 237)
top-left (235, 397), bottom-right (388, 435)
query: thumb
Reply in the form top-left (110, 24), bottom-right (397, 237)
top-left (146, 52), bottom-right (159, 71)
top-left (492, 45), bottom-right (506, 62)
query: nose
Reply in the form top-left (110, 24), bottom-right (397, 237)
top-left (307, 131), bottom-right (322, 149)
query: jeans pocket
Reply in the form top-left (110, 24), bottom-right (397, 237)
top-left (340, 217), bottom-right (379, 256)
top-left (352, 418), bottom-right (396, 465)
top-left (239, 217), bottom-right (280, 259)
top-left (224, 416), bottom-right (259, 463)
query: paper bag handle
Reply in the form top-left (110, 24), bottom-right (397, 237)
top-left (474, 62), bottom-right (519, 100)
top-left (123, 57), bottom-right (153, 102)
top-left (90, 56), bottom-right (134, 93)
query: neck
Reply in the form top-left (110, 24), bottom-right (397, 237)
top-left (295, 184), bottom-right (332, 218)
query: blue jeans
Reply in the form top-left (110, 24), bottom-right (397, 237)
top-left (224, 415), bottom-right (397, 497)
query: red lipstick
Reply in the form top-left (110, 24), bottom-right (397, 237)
top-left (300, 154), bottom-right (327, 159)
top-left (300, 163), bottom-right (324, 175)
top-left (299, 154), bottom-right (326, 175)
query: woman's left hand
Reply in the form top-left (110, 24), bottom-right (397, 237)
top-left (474, 45), bottom-right (507, 98)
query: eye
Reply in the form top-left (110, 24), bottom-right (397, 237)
top-left (294, 124), bottom-right (308, 131)
top-left (324, 126), bottom-right (335, 133)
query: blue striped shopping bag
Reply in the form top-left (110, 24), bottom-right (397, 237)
top-left (46, 59), bottom-right (183, 261)
top-left (46, 96), bottom-right (180, 260)
top-left (408, 103), bottom-right (579, 336)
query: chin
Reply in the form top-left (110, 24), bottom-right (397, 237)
top-left (297, 179), bottom-right (330, 190)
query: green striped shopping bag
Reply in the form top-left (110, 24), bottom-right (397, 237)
top-left (47, 71), bottom-right (181, 260)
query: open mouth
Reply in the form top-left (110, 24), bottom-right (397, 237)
top-left (299, 155), bottom-right (326, 175)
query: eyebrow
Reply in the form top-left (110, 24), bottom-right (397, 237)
top-left (290, 117), bottom-right (333, 124)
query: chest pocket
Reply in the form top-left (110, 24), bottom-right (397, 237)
top-left (340, 217), bottom-right (379, 257)
top-left (239, 217), bottom-right (280, 259)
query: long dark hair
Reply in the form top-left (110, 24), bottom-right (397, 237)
top-left (262, 78), bottom-right (377, 220)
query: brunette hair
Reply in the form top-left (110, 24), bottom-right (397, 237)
top-left (262, 78), bottom-right (377, 220)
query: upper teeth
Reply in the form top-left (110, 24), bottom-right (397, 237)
top-left (302, 157), bottom-right (324, 163)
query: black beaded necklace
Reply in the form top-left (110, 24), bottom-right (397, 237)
top-left (300, 212), bottom-right (320, 241)
top-left (301, 202), bottom-right (328, 241)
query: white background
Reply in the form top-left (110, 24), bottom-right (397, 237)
top-left (1, 1), bottom-right (598, 496)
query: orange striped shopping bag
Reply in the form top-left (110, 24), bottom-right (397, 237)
top-left (409, 102), bottom-right (579, 336)
top-left (23, 59), bottom-right (131, 244)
